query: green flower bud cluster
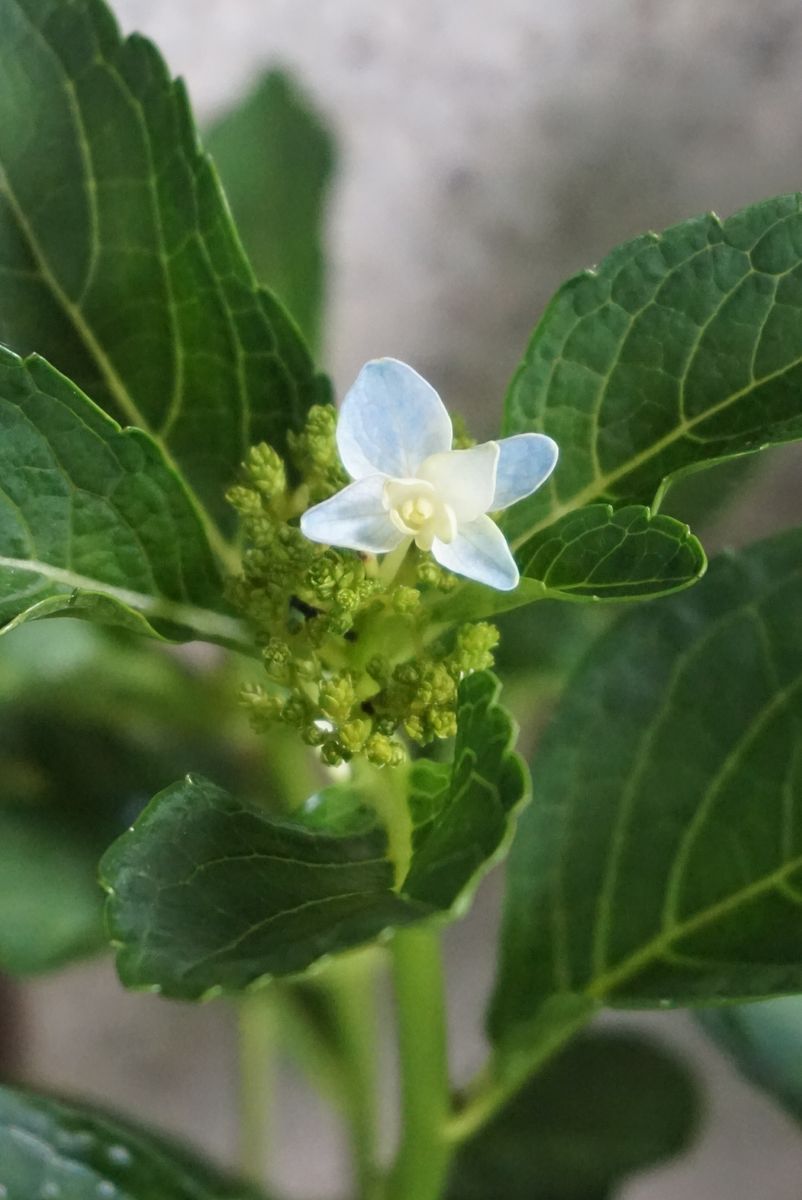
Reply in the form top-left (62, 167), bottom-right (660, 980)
top-left (228, 406), bottom-right (498, 767)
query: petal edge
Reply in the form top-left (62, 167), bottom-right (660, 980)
top-left (300, 476), bottom-right (405, 553)
top-left (337, 359), bottom-right (453, 479)
top-left (431, 514), bottom-right (519, 591)
top-left (492, 433), bottom-right (559, 510)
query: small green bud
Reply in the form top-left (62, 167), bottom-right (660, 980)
top-left (367, 655), bottom-right (390, 684)
top-left (281, 694), bottom-right (309, 727)
top-left (262, 637), bottom-right (292, 681)
top-left (452, 622), bottom-right (499, 673)
top-left (392, 585), bottom-right (421, 615)
top-left (319, 673), bottom-right (356, 722)
top-left (365, 733), bottom-right (405, 768)
top-left (225, 484), bottom-right (263, 516)
top-left (246, 442), bottom-right (286, 499)
top-left (450, 412), bottom-right (476, 450)
top-left (340, 718), bottom-right (372, 753)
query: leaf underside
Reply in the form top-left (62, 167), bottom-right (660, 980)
top-left (491, 529), bottom-right (802, 1049)
top-left (504, 193), bottom-right (802, 543)
top-left (102, 672), bottom-right (527, 999)
top-left (0, 0), bottom-right (329, 540)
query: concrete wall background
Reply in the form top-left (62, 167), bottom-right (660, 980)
top-left (18, 2), bottom-right (802, 1196)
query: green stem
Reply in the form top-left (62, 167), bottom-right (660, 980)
top-left (237, 991), bottom-right (277, 1185)
top-left (445, 1000), bottom-right (594, 1144)
top-left (387, 926), bottom-right (452, 1200)
top-left (327, 953), bottom-right (382, 1199)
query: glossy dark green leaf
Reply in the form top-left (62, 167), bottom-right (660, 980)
top-left (0, 0), bottom-right (329, 552)
top-left (0, 346), bottom-right (248, 646)
top-left (504, 194), bottom-right (802, 545)
top-left (102, 672), bottom-right (527, 998)
top-left (448, 1031), bottom-right (700, 1200)
top-left (700, 996), bottom-right (802, 1122)
top-left (491, 529), bottom-right (802, 1050)
top-left (0, 1085), bottom-right (260, 1198)
top-left (207, 70), bottom-right (334, 351)
top-left (0, 624), bottom-right (257, 974)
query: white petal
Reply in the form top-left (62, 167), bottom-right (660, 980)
top-left (337, 358), bottom-right (453, 480)
top-left (417, 442), bottom-right (499, 523)
top-left (431, 514), bottom-right (519, 591)
top-left (492, 434), bottom-right (559, 510)
top-left (300, 476), bottom-right (406, 553)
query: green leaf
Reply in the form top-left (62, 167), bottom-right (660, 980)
top-left (432, 505), bottom-right (706, 626)
top-left (0, 345), bottom-right (247, 646)
top-left (517, 504), bottom-right (706, 599)
top-left (700, 996), bottom-right (802, 1123)
top-left (447, 1030), bottom-right (700, 1200)
top-left (494, 601), bottom-right (612, 682)
top-left (490, 528), bottom-right (802, 1050)
top-left (0, 0), bottom-right (329, 551)
top-left (207, 70), bottom-right (335, 352)
top-left (504, 194), bottom-right (802, 545)
top-left (0, 624), bottom-right (257, 974)
top-left (0, 1085), bottom-right (260, 1199)
top-left (101, 672), bottom-right (527, 998)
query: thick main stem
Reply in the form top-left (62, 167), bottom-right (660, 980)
top-left (237, 992), bottom-right (277, 1185)
top-left (387, 926), bottom-right (452, 1200)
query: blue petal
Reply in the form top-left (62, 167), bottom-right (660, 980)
top-left (492, 434), bottom-right (559, 510)
top-left (300, 476), bottom-right (406, 553)
top-left (337, 359), bottom-right (452, 480)
top-left (431, 515), bottom-right (519, 591)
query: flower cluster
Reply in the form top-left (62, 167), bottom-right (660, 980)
top-left (227, 359), bottom-right (557, 767)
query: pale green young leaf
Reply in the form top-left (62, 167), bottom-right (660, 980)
top-left (207, 70), bottom-right (335, 352)
top-left (0, 346), bottom-right (247, 647)
top-left (0, 0), bottom-right (329, 553)
top-left (0, 1086), bottom-right (262, 1199)
top-left (491, 529), bottom-right (802, 1050)
top-left (101, 673), bottom-right (527, 999)
top-left (504, 194), bottom-right (802, 544)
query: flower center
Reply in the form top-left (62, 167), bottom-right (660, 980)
top-left (399, 495), bottom-right (434, 531)
top-left (383, 478), bottom-right (457, 550)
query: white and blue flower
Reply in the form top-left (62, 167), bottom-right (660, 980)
top-left (300, 358), bottom-right (558, 591)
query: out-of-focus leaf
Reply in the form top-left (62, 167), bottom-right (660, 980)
top-left (207, 70), bottom-right (335, 351)
top-left (700, 996), bottom-right (802, 1123)
top-left (447, 1031), bottom-right (700, 1200)
top-left (0, 626), bottom-right (257, 975)
top-left (0, 1085), bottom-right (262, 1198)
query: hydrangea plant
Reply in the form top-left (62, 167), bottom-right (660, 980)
top-left (3, 2), bottom-right (802, 1199)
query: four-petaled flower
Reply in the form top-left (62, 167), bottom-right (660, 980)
top-left (300, 359), bottom-right (558, 590)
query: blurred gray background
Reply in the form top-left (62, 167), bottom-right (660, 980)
top-left (17, 1), bottom-right (802, 1196)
